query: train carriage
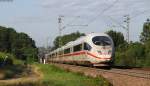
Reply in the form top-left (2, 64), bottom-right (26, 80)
top-left (46, 33), bottom-right (115, 67)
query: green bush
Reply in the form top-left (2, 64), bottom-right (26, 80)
top-left (4, 70), bottom-right (15, 79)
top-left (115, 52), bottom-right (124, 66)
top-left (0, 52), bottom-right (14, 66)
top-left (115, 42), bottom-right (146, 67)
top-left (0, 52), bottom-right (24, 66)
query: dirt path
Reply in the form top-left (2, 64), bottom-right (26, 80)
top-left (0, 65), bottom-right (43, 86)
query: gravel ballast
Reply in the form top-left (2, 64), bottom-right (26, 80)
top-left (52, 63), bottom-right (150, 86)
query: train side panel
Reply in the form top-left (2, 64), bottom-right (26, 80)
top-left (46, 33), bottom-right (115, 67)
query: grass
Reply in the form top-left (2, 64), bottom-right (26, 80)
top-left (0, 63), bottom-right (111, 86)
top-left (0, 65), bottom-right (41, 86)
top-left (0, 65), bottom-right (29, 80)
top-left (0, 52), bottom-right (28, 80)
top-left (36, 64), bottom-right (111, 86)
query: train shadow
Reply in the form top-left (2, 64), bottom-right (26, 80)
top-left (112, 66), bottom-right (142, 69)
top-left (95, 66), bottom-right (112, 70)
top-left (95, 65), bottom-right (143, 70)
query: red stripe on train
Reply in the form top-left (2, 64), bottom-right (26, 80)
top-left (61, 51), bottom-right (111, 60)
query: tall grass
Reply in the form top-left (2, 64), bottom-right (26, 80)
top-left (37, 64), bottom-right (111, 86)
top-left (0, 64), bottom-right (111, 86)
top-left (0, 52), bottom-right (23, 66)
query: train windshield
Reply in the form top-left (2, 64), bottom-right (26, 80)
top-left (92, 36), bottom-right (111, 46)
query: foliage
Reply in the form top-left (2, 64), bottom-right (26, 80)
top-left (115, 42), bottom-right (129, 52)
top-left (114, 52), bottom-right (125, 66)
top-left (144, 40), bottom-right (150, 54)
top-left (0, 52), bottom-right (24, 66)
top-left (106, 30), bottom-right (127, 48)
top-left (0, 52), bottom-right (14, 66)
top-left (115, 42), bottom-right (146, 67)
top-left (0, 26), bottom-right (38, 62)
top-left (53, 31), bottom-right (85, 49)
top-left (127, 42), bottom-right (145, 58)
top-left (0, 52), bottom-right (27, 80)
top-left (0, 64), bottom-right (111, 86)
top-left (140, 19), bottom-right (150, 43)
top-left (143, 40), bottom-right (150, 66)
top-left (0, 64), bottom-right (28, 80)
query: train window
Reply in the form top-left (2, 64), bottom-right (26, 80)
top-left (58, 51), bottom-right (61, 55)
top-left (49, 55), bottom-right (51, 58)
top-left (84, 43), bottom-right (92, 51)
top-left (92, 36), bottom-right (111, 46)
top-left (64, 48), bottom-right (70, 54)
top-left (73, 44), bottom-right (82, 52)
top-left (51, 53), bottom-right (55, 58)
top-left (54, 53), bottom-right (56, 56)
top-left (59, 51), bottom-right (63, 55)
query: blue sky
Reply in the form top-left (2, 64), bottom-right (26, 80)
top-left (0, 0), bottom-right (150, 47)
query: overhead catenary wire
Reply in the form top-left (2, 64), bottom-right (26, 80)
top-left (86, 0), bottom-right (119, 26)
top-left (107, 8), bottom-right (150, 29)
top-left (107, 8), bottom-right (150, 43)
top-left (59, 0), bottom-right (119, 30)
top-left (61, 15), bottom-right (82, 30)
top-left (108, 8), bottom-right (150, 26)
top-left (131, 9), bottom-right (150, 19)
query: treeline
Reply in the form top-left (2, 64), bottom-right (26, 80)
top-left (53, 31), bottom-right (85, 49)
top-left (107, 19), bottom-right (150, 67)
top-left (0, 26), bottom-right (38, 64)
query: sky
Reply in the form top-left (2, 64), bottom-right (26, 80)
top-left (0, 0), bottom-right (150, 47)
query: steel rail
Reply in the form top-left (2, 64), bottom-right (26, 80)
top-left (97, 68), bottom-right (150, 79)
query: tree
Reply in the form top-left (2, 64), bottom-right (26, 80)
top-left (53, 31), bottom-right (85, 49)
top-left (115, 42), bottom-right (145, 67)
top-left (139, 18), bottom-right (150, 66)
top-left (0, 26), bottom-right (38, 62)
top-left (143, 40), bottom-right (150, 66)
top-left (0, 27), bottom-right (10, 52)
top-left (140, 19), bottom-right (150, 43)
top-left (106, 30), bottom-right (126, 48)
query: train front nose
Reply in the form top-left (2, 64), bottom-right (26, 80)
top-left (97, 46), bottom-right (112, 61)
top-left (91, 35), bottom-right (114, 63)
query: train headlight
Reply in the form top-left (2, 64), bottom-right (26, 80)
top-left (108, 50), bottom-right (112, 54)
top-left (98, 51), bottom-right (102, 55)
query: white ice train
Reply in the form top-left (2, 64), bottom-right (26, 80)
top-left (46, 33), bottom-right (115, 66)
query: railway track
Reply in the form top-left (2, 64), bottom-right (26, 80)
top-left (51, 63), bottom-right (150, 86)
top-left (51, 63), bottom-right (150, 79)
top-left (96, 68), bottom-right (150, 79)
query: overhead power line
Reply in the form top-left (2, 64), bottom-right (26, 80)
top-left (58, 15), bottom-right (88, 47)
top-left (108, 16), bottom-right (126, 29)
top-left (86, 0), bottom-right (119, 26)
top-left (65, 16), bottom-right (81, 26)
top-left (131, 9), bottom-right (150, 19)
top-left (107, 9), bottom-right (150, 30)
top-left (60, 15), bottom-right (87, 30)
top-left (57, 0), bottom-right (119, 29)
top-left (107, 8), bottom-right (150, 43)
top-left (108, 15), bottom-right (130, 43)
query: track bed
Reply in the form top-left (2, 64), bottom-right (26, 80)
top-left (51, 63), bottom-right (150, 86)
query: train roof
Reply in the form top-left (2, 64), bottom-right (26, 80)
top-left (63, 32), bottom-right (109, 49)
top-left (49, 32), bottom-right (110, 53)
